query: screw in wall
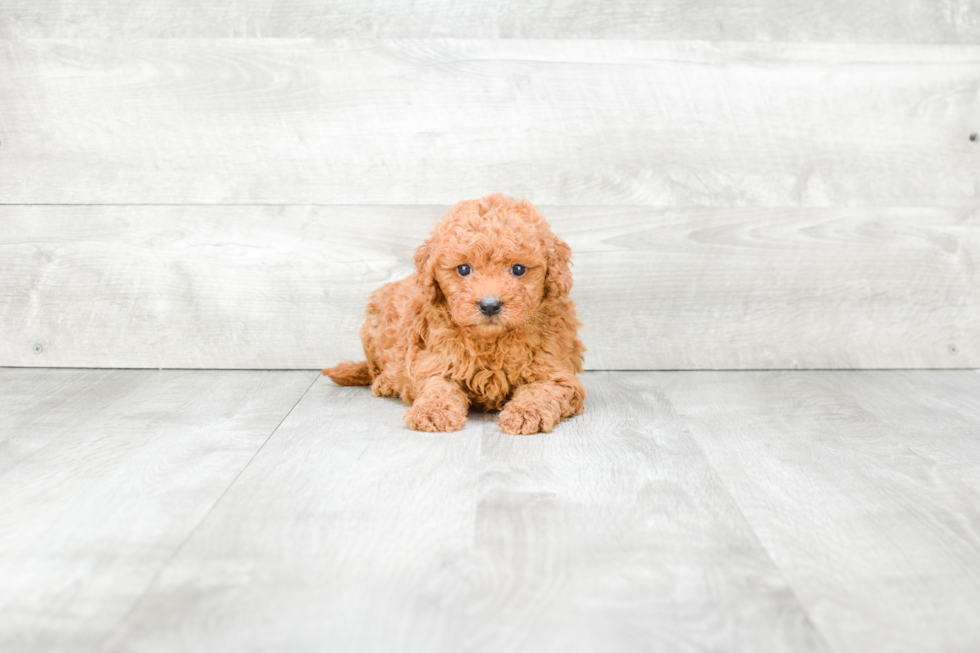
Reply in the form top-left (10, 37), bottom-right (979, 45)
top-left (33, 344), bottom-right (43, 354)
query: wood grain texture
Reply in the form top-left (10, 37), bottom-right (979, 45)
top-left (1, 205), bottom-right (976, 370)
top-left (2, 0), bottom-right (979, 42)
top-left (833, 371), bottom-right (980, 489)
top-left (104, 377), bottom-right (487, 653)
top-left (3, 369), bottom-right (980, 651)
top-left (107, 373), bottom-right (828, 653)
top-left (0, 368), bottom-right (152, 475)
top-left (464, 372), bottom-right (827, 652)
top-left (659, 370), bottom-right (980, 653)
top-left (1, 39), bottom-right (978, 206)
top-left (0, 368), bottom-right (317, 653)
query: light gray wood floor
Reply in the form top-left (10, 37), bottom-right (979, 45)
top-left (1, 368), bottom-right (978, 652)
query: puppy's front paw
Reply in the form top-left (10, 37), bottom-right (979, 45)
top-left (404, 402), bottom-right (467, 433)
top-left (498, 399), bottom-right (562, 435)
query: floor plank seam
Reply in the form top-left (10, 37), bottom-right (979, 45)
top-left (670, 407), bottom-right (836, 652)
top-left (96, 371), bottom-right (321, 650)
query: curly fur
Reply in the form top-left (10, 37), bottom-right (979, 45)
top-left (323, 194), bottom-right (585, 434)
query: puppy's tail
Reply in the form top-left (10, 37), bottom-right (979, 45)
top-left (322, 360), bottom-right (372, 386)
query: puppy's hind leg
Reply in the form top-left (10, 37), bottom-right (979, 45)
top-left (322, 360), bottom-right (372, 386)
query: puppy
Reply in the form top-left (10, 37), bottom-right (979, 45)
top-left (323, 193), bottom-right (585, 434)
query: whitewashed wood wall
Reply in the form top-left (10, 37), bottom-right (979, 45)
top-left (1, 1), bottom-right (978, 370)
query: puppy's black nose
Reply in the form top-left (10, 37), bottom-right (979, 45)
top-left (478, 296), bottom-right (503, 316)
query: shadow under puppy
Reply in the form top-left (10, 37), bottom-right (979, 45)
top-left (323, 193), bottom-right (585, 434)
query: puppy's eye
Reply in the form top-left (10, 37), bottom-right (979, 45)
top-left (457, 264), bottom-right (472, 277)
top-left (510, 264), bottom-right (527, 277)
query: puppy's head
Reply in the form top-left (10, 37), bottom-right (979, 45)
top-left (413, 194), bottom-right (572, 339)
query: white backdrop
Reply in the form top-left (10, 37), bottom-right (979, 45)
top-left (1, 1), bottom-right (978, 369)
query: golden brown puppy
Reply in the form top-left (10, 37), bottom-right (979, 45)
top-left (323, 193), bottom-right (585, 434)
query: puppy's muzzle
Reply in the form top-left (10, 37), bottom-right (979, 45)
top-left (478, 296), bottom-right (503, 317)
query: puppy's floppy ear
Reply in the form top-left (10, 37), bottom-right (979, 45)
top-left (413, 237), bottom-right (444, 304)
top-left (544, 235), bottom-right (573, 300)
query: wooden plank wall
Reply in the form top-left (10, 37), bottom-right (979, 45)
top-left (1, 2), bottom-right (978, 370)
